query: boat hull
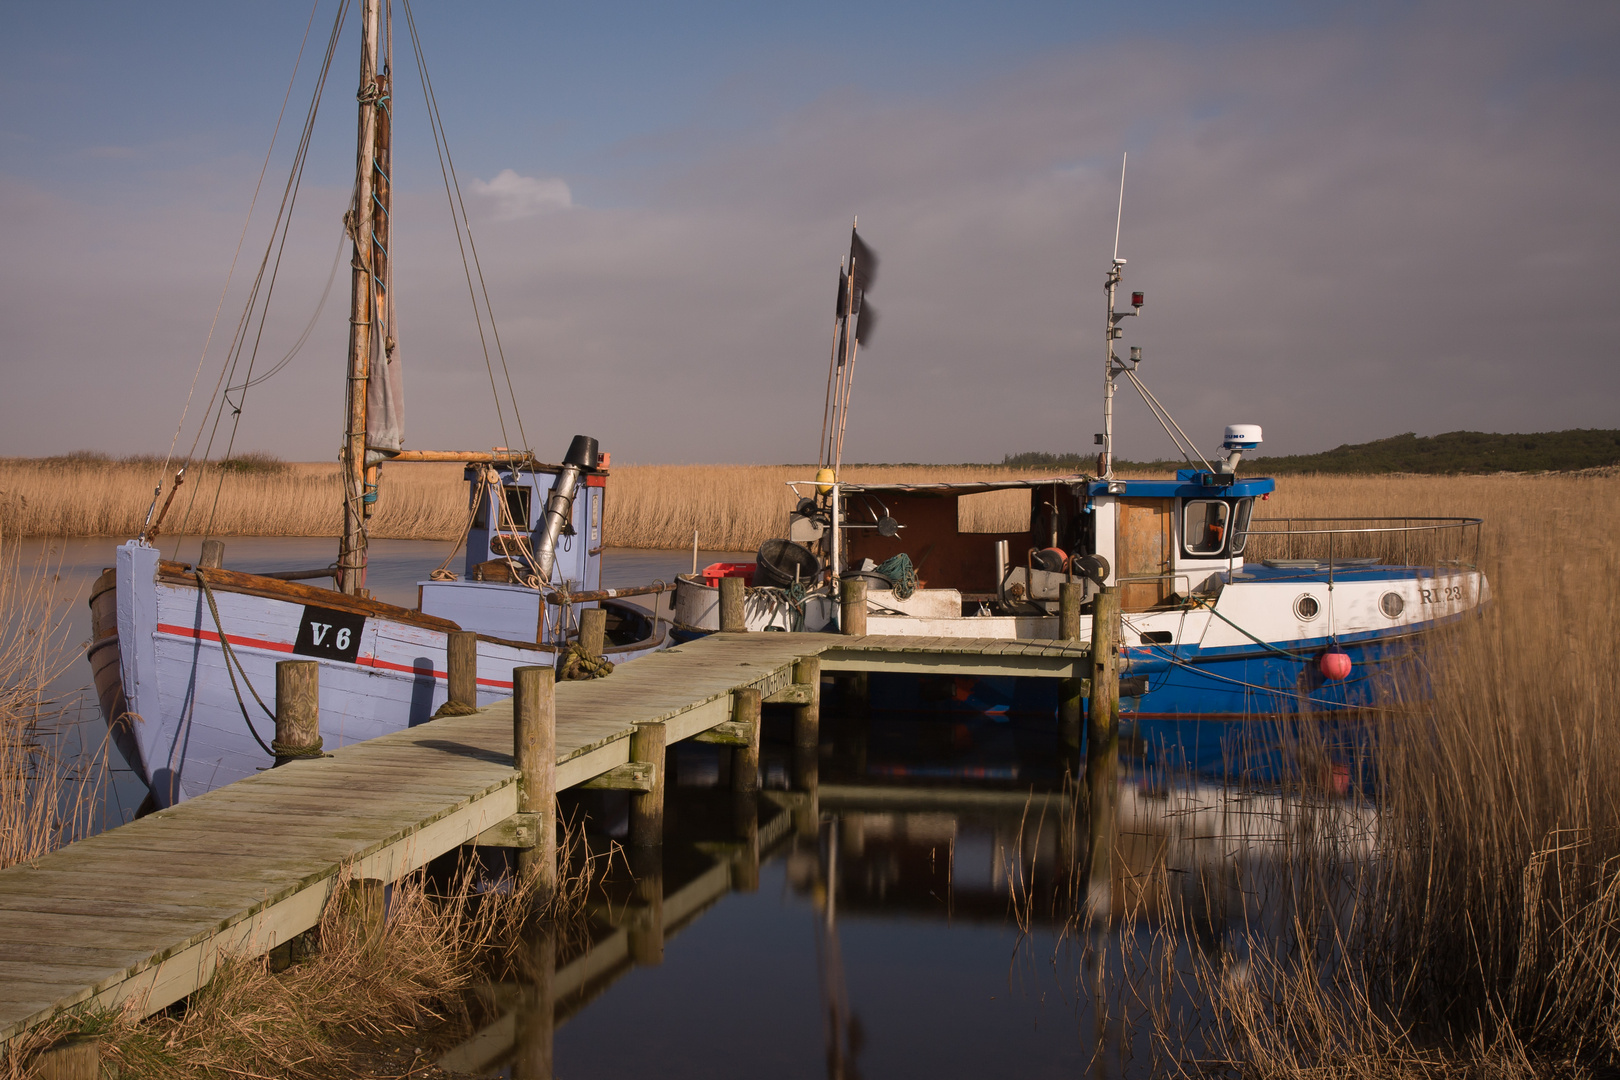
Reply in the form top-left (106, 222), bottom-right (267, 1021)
top-left (94, 541), bottom-right (666, 807)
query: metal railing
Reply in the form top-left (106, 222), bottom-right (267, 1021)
top-left (1244, 517), bottom-right (1483, 567)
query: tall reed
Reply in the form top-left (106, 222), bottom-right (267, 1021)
top-left (0, 532), bottom-right (104, 870)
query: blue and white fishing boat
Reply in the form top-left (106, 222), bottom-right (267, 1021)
top-left (87, 2), bottom-right (668, 810)
top-left (676, 186), bottom-right (1488, 722)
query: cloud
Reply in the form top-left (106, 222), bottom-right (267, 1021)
top-left (468, 169), bottom-right (573, 220)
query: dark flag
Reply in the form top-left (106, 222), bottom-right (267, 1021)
top-left (835, 268), bottom-right (848, 316)
top-left (849, 229), bottom-right (878, 296)
top-left (855, 299), bottom-right (877, 344)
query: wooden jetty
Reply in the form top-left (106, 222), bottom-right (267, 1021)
top-left (0, 632), bottom-right (1090, 1046)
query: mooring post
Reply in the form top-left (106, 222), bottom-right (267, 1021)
top-left (198, 538), bottom-right (225, 569)
top-left (513, 665), bottom-right (558, 901)
top-left (578, 606), bottom-right (607, 658)
top-left (839, 576), bottom-right (867, 636)
top-left (1085, 584), bottom-right (1120, 918)
top-left (630, 721), bottom-right (667, 847)
top-left (31, 1038), bottom-right (100, 1080)
top-left (1058, 581), bottom-right (1086, 755)
top-left (273, 660), bottom-right (320, 766)
top-left (719, 575), bottom-right (746, 632)
top-left (447, 629), bottom-right (479, 711)
top-left (791, 656), bottom-right (821, 752)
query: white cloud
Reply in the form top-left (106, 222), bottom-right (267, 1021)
top-left (469, 169), bottom-right (573, 220)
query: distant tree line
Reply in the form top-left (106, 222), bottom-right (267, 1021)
top-left (1001, 429), bottom-right (1620, 474)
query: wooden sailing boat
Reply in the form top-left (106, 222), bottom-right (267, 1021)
top-left (87, 0), bottom-right (667, 810)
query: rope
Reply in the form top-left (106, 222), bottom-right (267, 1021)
top-left (432, 699), bottom-right (479, 718)
top-left (560, 642), bottom-right (614, 680)
top-left (194, 571), bottom-right (279, 758)
top-left (874, 554), bottom-right (917, 600)
top-left (271, 737), bottom-right (325, 758)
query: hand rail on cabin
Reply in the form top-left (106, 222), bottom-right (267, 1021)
top-left (1245, 516), bottom-right (1482, 566)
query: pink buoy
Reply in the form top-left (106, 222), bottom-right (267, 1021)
top-left (1319, 649), bottom-right (1352, 681)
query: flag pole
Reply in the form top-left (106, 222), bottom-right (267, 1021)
top-left (818, 258), bottom-right (846, 470)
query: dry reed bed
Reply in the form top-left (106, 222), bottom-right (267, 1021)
top-left (0, 458), bottom-right (1065, 548)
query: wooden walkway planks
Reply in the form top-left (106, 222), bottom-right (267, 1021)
top-left (0, 631), bottom-right (1086, 1045)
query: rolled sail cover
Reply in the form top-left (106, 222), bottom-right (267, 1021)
top-left (366, 255), bottom-right (406, 452)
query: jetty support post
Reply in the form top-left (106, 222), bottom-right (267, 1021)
top-left (791, 656), bottom-right (821, 790)
top-left (839, 578), bottom-right (870, 715)
top-left (1085, 585), bottom-right (1120, 918)
top-left (630, 721), bottom-right (667, 847)
top-left (731, 688), bottom-right (762, 890)
top-left (273, 660), bottom-right (320, 767)
top-left (1058, 581), bottom-right (1086, 755)
top-left (514, 666), bottom-right (558, 902)
top-left (447, 630), bottom-right (479, 711)
top-left (578, 606), bottom-right (607, 658)
top-left (839, 576), bottom-right (867, 636)
top-left (719, 576), bottom-right (746, 633)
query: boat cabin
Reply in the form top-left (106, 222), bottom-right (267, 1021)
top-left (419, 459), bottom-right (608, 641)
top-left (828, 469), bottom-right (1274, 615)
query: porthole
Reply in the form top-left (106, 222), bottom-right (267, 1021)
top-left (1380, 592), bottom-right (1405, 618)
top-left (1294, 594), bottom-right (1321, 620)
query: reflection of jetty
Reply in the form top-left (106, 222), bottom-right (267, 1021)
top-left (0, 633), bottom-right (1088, 1046)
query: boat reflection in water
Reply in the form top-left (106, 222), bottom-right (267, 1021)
top-left (440, 710), bottom-right (1377, 1079)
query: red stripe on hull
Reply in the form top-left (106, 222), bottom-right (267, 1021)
top-left (154, 622), bottom-right (515, 690)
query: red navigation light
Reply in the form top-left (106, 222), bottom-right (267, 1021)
top-left (1131, 291), bottom-right (1144, 308)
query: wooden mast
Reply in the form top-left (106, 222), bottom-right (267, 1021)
top-left (339, 0), bottom-right (383, 595)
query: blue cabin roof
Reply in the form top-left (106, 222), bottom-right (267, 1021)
top-left (1086, 471), bottom-right (1275, 498)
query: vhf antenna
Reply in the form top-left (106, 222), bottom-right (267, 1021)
top-left (1112, 152), bottom-right (1127, 264)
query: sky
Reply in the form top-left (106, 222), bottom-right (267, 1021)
top-left (2, 0), bottom-right (1617, 466)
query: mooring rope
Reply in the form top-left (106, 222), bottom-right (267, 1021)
top-left (194, 571), bottom-right (283, 758)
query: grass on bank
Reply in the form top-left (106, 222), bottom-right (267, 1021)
top-left (5, 831), bottom-right (612, 1080)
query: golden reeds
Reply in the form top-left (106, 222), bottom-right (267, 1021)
top-left (0, 533), bottom-right (104, 871)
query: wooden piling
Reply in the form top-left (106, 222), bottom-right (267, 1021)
top-left (791, 656), bottom-right (821, 749)
top-left (629, 721), bottom-right (667, 847)
top-left (578, 606), bottom-right (607, 658)
top-left (839, 576), bottom-right (867, 636)
top-left (447, 630), bottom-right (479, 710)
top-left (731, 688), bottom-right (761, 796)
top-left (273, 660), bottom-right (320, 766)
top-left (198, 539), bottom-right (225, 569)
top-left (31, 1038), bottom-right (99, 1080)
top-left (1085, 585), bottom-right (1120, 918)
top-left (1058, 581), bottom-right (1086, 753)
top-left (719, 576), bottom-right (746, 632)
top-left (513, 666), bottom-right (558, 900)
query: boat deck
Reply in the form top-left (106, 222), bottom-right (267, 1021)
top-left (0, 632), bottom-right (1089, 1045)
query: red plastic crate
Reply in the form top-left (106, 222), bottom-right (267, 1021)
top-left (700, 562), bottom-right (756, 589)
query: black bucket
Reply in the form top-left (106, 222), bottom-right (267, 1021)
top-left (755, 538), bottom-right (822, 588)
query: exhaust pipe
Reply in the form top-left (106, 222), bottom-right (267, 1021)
top-left (534, 435), bottom-right (598, 583)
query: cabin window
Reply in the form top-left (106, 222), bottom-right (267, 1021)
top-left (1183, 499), bottom-right (1230, 555)
top-left (1229, 497), bottom-right (1254, 555)
top-left (957, 488), bottom-right (1030, 533)
top-left (500, 485), bottom-right (531, 530)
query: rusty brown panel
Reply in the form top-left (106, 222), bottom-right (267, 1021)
top-left (842, 493), bottom-right (1034, 593)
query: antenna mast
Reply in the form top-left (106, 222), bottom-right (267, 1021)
top-left (1101, 153), bottom-right (1128, 481)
